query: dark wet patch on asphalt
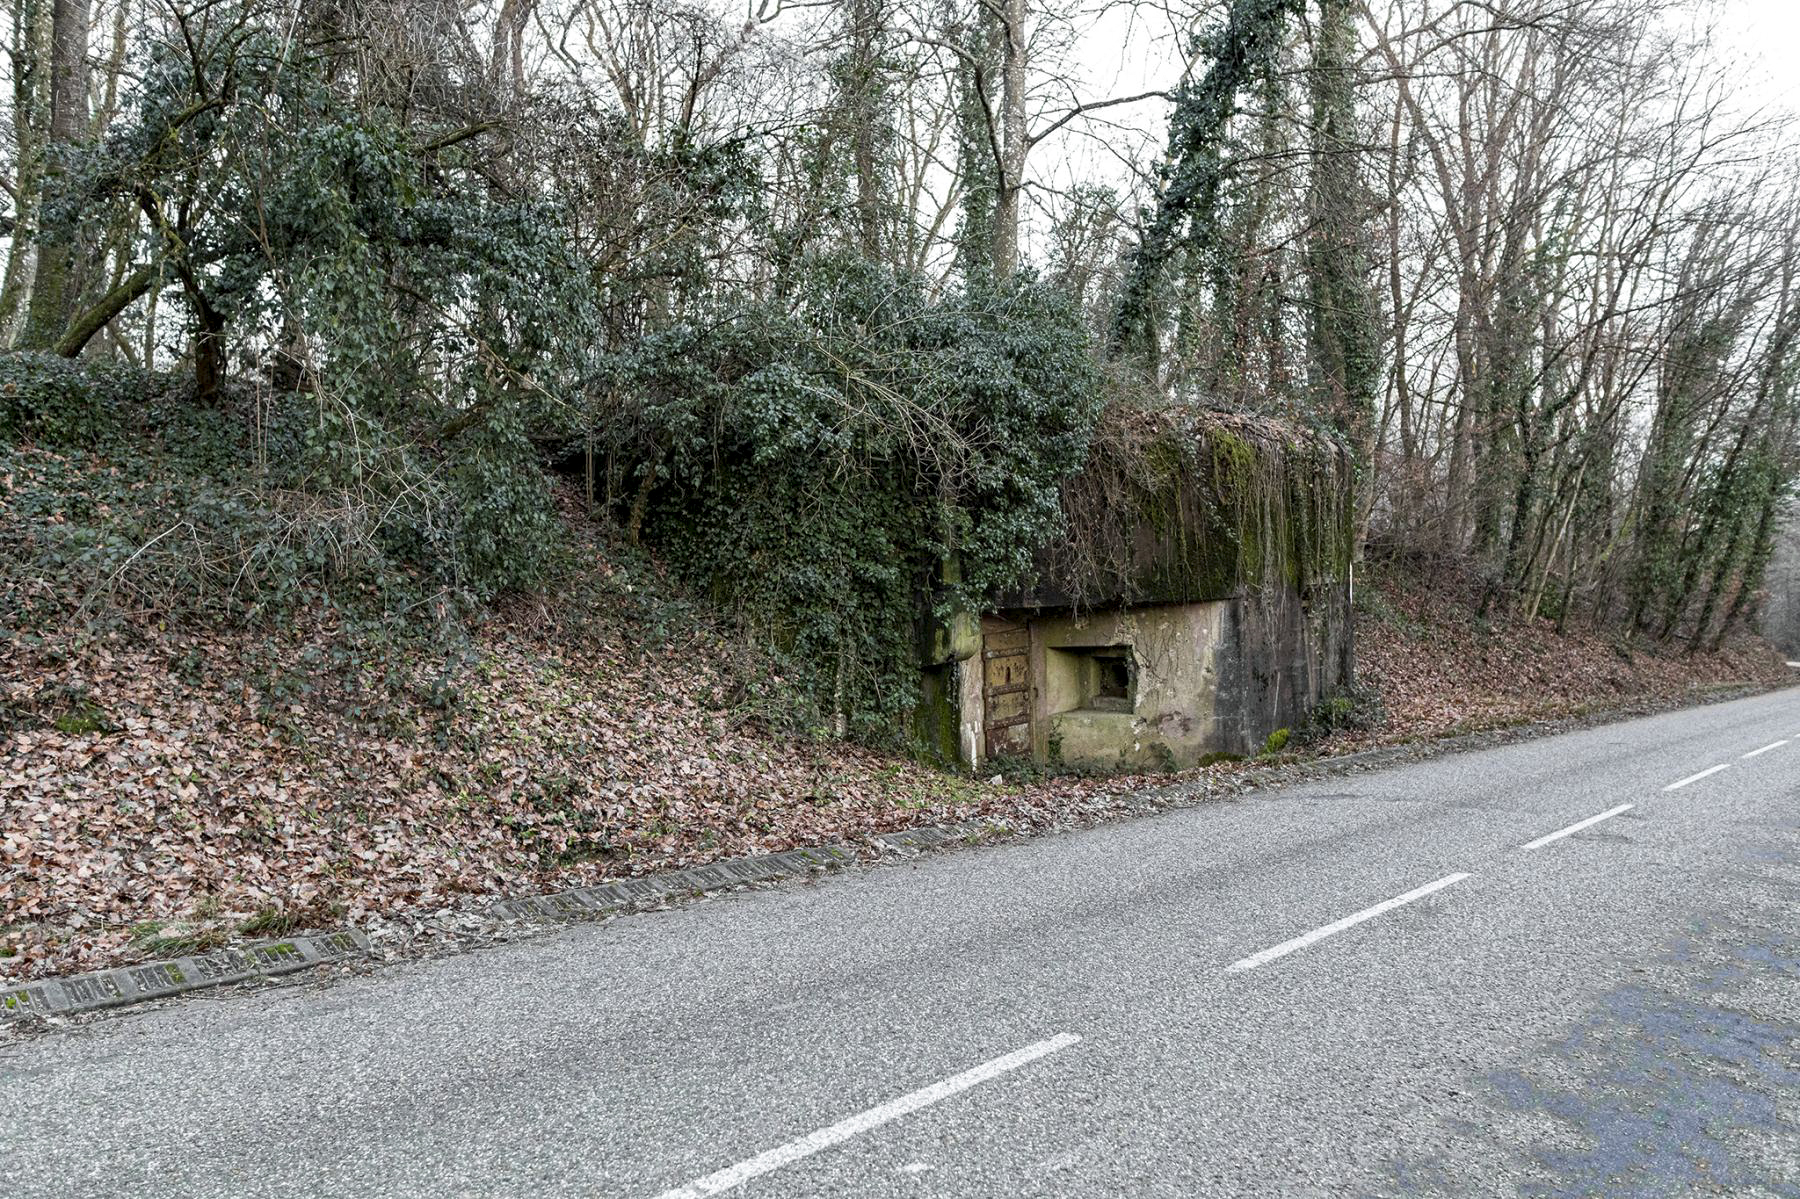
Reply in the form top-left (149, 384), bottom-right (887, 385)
top-left (1380, 891), bottom-right (1800, 1198)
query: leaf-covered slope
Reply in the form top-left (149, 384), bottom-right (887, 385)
top-left (1351, 559), bottom-right (1791, 743)
top-left (0, 480), bottom-right (1020, 978)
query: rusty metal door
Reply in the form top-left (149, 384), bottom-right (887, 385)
top-left (981, 617), bottom-right (1033, 759)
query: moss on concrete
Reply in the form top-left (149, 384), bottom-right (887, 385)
top-left (910, 665), bottom-right (962, 765)
top-left (1027, 407), bottom-right (1352, 610)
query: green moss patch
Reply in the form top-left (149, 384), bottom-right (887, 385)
top-left (1025, 405), bottom-right (1353, 609)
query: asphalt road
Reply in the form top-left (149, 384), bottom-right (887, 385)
top-left (5, 688), bottom-right (1800, 1198)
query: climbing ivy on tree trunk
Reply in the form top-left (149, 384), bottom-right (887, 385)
top-left (1114, 0), bottom-right (1303, 365)
top-left (1302, 0), bottom-right (1378, 459)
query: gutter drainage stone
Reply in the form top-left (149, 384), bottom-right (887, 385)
top-left (1, 931), bottom-right (369, 1020)
top-left (1, 845), bottom-right (864, 1023)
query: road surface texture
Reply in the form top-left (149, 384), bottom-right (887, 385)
top-left (5, 688), bottom-right (1800, 1198)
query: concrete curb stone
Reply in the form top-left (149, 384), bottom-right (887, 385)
top-left (487, 844), bottom-right (859, 924)
top-left (1, 931), bottom-right (367, 1021)
top-left (1, 846), bottom-right (866, 1022)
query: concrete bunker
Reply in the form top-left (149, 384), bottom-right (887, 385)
top-left (920, 409), bottom-right (1354, 771)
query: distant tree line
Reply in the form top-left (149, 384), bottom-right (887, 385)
top-left (5, 0), bottom-right (1797, 668)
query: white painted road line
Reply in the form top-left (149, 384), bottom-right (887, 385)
top-left (1664, 763), bottom-right (1730, 791)
top-left (1742, 739), bottom-right (1789, 759)
top-left (649, 1034), bottom-right (1082, 1199)
top-left (1519, 804), bottom-right (1634, 850)
top-left (1224, 873), bottom-right (1471, 973)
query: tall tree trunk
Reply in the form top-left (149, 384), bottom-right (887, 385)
top-left (990, 0), bottom-right (1026, 280)
top-left (1711, 481), bottom-right (1779, 653)
top-left (1303, 0), bottom-right (1373, 430)
top-left (0, 0), bottom-right (50, 345)
top-left (1442, 330), bottom-right (1479, 552)
top-left (19, 0), bottom-right (86, 349)
top-left (1303, 0), bottom-right (1378, 555)
top-left (952, 6), bottom-right (1000, 281)
top-left (848, 0), bottom-right (884, 261)
top-left (188, 283), bottom-right (226, 402)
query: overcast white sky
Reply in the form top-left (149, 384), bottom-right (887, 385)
top-left (1710, 0), bottom-right (1800, 111)
top-left (1035, 0), bottom-right (1800, 230)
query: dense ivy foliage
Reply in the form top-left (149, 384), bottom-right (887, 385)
top-left (64, 16), bottom-right (599, 599)
top-left (611, 257), bottom-right (1102, 738)
top-left (0, 355), bottom-right (441, 635)
top-left (0, 353), bottom-right (147, 447)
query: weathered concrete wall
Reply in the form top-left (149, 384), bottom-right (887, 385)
top-left (1212, 579), bottom-right (1355, 756)
top-left (1035, 605), bottom-right (1223, 769)
top-left (950, 579), bottom-right (1352, 771)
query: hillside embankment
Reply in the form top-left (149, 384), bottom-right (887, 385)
top-left (3, 449), bottom-right (1788, 981)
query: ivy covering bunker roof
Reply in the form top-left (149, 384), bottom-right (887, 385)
top-left (1006, 403), bottom-right (1355, 612)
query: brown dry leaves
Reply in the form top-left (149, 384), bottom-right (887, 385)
top-left (0, 611), bottom-right (1031, 977)
top-left (1353, 571), bottom-right (1791, 746)
top-left (3, 555), bottom-right (1786, 981)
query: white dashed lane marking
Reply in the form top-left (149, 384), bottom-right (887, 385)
top-left (649, 1034), bottom-right (1081, 1199)
top-left (1519, 804), bottom-right (1634, 850)
top-left (1224, 873), bottom-right (1471, 973)
top-left (1664, 764), bottom-right (1730, 791)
